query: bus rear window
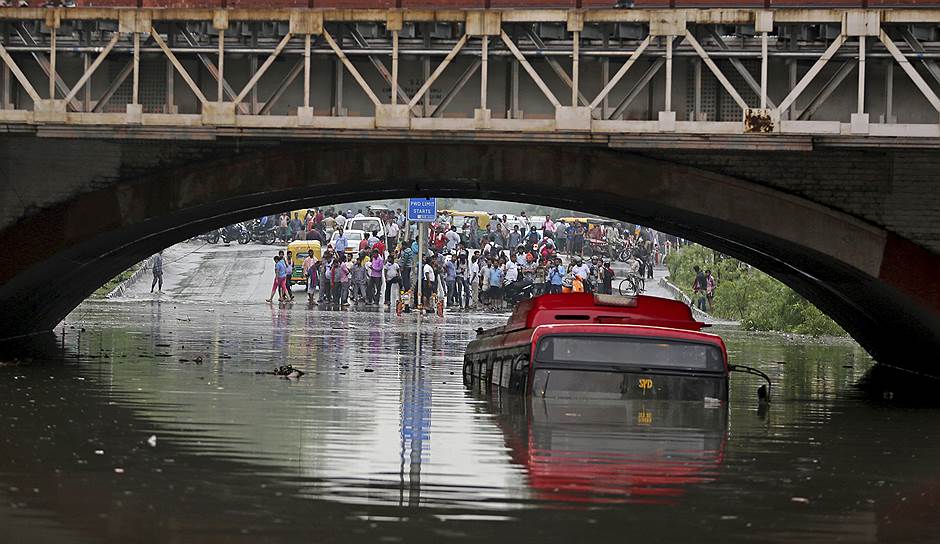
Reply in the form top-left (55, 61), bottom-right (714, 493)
top-left (536, 335), bottom-right (724, 372)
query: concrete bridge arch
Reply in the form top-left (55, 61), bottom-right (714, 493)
top-left (0, 136), bottom-right (937, 374)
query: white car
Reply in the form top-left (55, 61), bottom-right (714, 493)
top-left (348, 217), bottom-right (385, 239)
top-left (329, 229), bottom-right (367, 255)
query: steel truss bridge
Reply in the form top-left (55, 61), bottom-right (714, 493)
top-left (0, 7), bottom-right (939, 141)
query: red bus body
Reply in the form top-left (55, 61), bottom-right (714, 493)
top-left (464, 293), bottom-right (730, 402)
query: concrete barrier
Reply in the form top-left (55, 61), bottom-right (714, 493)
top-left (106, 257), bottom-right (154, 299)
top-left (659, 276), bottom-right (714, 322)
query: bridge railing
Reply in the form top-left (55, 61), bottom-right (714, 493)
top-left (0, 7), bottom-right (938, 139)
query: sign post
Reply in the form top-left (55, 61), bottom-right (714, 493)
top-left (408, 198), bottom-right (437, 311)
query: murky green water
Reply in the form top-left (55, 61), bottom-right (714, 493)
top-left (2, 300), bottom-right (938, 543)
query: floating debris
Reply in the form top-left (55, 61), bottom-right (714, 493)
top-left (146, 435), bottom-right (157, 448)
top-left (257, 365), bottom-right (305, 379)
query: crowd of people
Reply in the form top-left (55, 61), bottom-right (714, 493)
top-left (261, 206), bottom-right (682, 311)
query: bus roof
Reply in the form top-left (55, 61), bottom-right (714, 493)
top-left (504, 293), bottom-right (705, 333)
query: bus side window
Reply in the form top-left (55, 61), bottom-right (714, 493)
top-left (510, 354), bottom-right (529, 393)
top-left (491, 358), bottom-right (502, 386)
top-left (500, 358), bottom-right (511, 388)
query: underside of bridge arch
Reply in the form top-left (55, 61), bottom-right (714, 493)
top-left (1, 138), bottom-right (938, 375)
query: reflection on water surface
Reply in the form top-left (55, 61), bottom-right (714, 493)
top-left (1, 300), bottom-right (939, 543)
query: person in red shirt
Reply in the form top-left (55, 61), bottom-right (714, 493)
top-left (359, 237), bottom-right (370, 251)
top-left (374, 237), bottom-right (386, 255)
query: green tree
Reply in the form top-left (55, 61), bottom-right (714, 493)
top-left (667, 245), bottom-right (846, 336)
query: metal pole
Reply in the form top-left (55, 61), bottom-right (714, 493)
top-left (422, 24), bottom-right (431, 116)
top-left (82, 52), bottom-right (90, 111)
top-left (217, 29), bottom-right (224, 104)
top-left (571, 30), bottom-right (579, 107)
top-left (132, 32), bottom-right (140, 106)
top-left (857, 35), bottom-right (865, 114)
top-left (761, 31), bottom-right (768, 109)
top-left (165, 55), bottom-right (174, 113)
top-left (788, 59), bottom-right (797, 119)
top-left (49, 28), bottom-right (56, 99)
top-left (885, 60), bottom-right (894, 123)
top-left (1, 62), bottom-right (9, 109)
top-left (664, 36), bottom-right (673, 112)
top-left (417, 223), bottom-right (425, 310)
top-left (250, 55), bottom-right (259, 113)
top-left (480, 35), bottom-right (488, 110)
top-left (333, 57), bottom-right (344, 115)
top-left (511, 58), bottom-right (520, 118)
top-left (304, 34), bottom-right (311, 108)
top-left (391, 30), bottom-right (399, 105)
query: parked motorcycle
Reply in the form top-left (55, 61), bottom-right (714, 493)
top-left (252, 220), bottom-right (278, 245)
top-left (220, 223), bottom-right (251, 245)
top-left (198, 230), bottom-right (221, 244)
top-left (503, 279), bottom-right (535, 304)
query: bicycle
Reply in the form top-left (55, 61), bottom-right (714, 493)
top-left (617, 274), bottom-right (646, 296)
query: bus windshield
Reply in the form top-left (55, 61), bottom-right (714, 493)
top-left (535, 335), bottom-right (725, 372)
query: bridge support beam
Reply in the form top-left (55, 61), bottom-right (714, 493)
top-left (375, 104), bottom-right (410, 129)
top-left (1, 8), bottom-right (940, 137)
top-left (555, 106), bottom-right (591, 131)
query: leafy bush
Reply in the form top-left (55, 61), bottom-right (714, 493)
top-left (666, 245), bottom-right (846, 336)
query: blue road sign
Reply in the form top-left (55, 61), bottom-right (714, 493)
top-left (408, 198), bottom-right (437, 222)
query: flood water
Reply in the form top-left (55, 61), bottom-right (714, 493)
top-left (4, 298), bottom-right (940, 543)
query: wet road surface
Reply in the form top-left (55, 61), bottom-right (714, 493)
top-left (2, 244), bottom-right (939, 543)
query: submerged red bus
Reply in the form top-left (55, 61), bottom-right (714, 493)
top-left (463, 293), bottom-right (732, 402)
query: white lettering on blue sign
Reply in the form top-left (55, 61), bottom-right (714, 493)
top-left (408, 198), bottom-right (437, 222)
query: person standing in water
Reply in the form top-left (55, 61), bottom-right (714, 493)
top-left (150, 251), bottom-right (164, 293)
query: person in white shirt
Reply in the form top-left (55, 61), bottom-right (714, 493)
top-left (421, 257), bottom-right (435, 307)
top-left (386, 220), bottom-right (400, 250)
top-left (444, 225), bottom-right (461, 252)
top-left (334, 213), bottom-right (347, 230)
top-left (572, 258), bottom-right (591, 281)
top-left (505, 260), bottom-right (519, 284)
top-left (468, 253), bottom-right (480, 308)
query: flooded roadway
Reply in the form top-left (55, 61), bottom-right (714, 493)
top-left (2, 243), bottom-right (939, 543)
